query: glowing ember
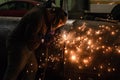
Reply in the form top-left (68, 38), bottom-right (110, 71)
top-left (111, 31), bottom-right (115, 35)
top-left (71, 55), bottom-right (77, 61)
top-left (107, 68), bottom-right (111, 72)
top-left (83, 59), bottom-right (89, 64)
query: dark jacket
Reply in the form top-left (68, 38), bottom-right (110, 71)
top-left (7, 7), bottom-right (49, 51)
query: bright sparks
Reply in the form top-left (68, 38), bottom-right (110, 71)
top-left (54, 21), bottom-right (120, 70)
top-left (36, 21), bottom-right (120, 80)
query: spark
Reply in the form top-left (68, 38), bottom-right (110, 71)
top-left (41, 38), bottom-right (44, 43)
top-left (100, 65), bottom-right (103, 69)
top-left (71, 55), bottom-right (76, 61)
top-left (112, 68), bottom-right (115, 71)
top-left (107, 68), bottom-right (111, 72)
top-left (83, 59), bottom-right (89, 64)
top-left (88, 40), bottom-right (92, 45)
top-left (111, 31), bottom-right (115, 35)
top-left (30, 63), bottom-right (33, 66)
top-left (95, 30), bottom-right (101, 35)
top-left (98, 73), bottom-right (101, 77)
top-left (116, 48), bottom-right (120, 53)
top-left (65, 49), bottom-right (68, 54)
top-left (78, 66), bottom-right (82, 69)
top-left (63, 32), bottom-right (67, 41)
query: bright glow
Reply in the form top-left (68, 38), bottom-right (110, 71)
top-left (111, 31), bottom-right (115, 35)
top-left (50, 21), bottom-right (119, 79)
top-left (83, 59), bottom-right (89, 64)
top-left (63, 33), bottom-right (67, 41)
top-left (71, 55), bottom-right (77, 62)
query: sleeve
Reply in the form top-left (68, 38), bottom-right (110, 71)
top-left (23, 16), bottom-right (44, 51)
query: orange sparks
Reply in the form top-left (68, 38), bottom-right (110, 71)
top-left (111, 31), bottom-right (115, 35)
top-left (83, 59), bottom-right (89, 64)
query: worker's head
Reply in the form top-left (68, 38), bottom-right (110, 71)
top-left (20, 6), bottom-right (67, 35)
top-left (46, 7), bottom-right (67, 31)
